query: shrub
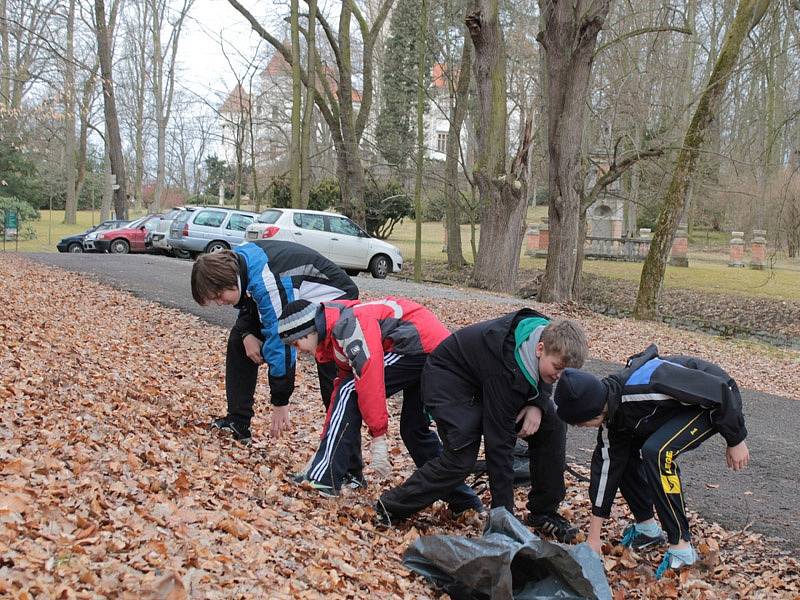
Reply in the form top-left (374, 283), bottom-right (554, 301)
top-left (0, 196), bottom-right (39, 240)
top-left (365, 180), bottom-right (412, 239)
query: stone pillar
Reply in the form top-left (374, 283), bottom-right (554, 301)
top-left (538, 221), bottom-right (549, 251)
top-left (728, 231), bottom-right (745, 267)
top-left (669, 226), bottom-right (689, 267)
top-left (638, 228), bottom-right (651, 258)
top-left (525, 226), bottom-right (539, 256)
top-left (750, 229), bottom-right (766, 270)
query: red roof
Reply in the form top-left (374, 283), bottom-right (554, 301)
top-left (220, 84), bottom-right (250, 114)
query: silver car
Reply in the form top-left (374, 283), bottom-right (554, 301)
top-left (168, 207), bottom-right (258, 257)
top-left (146, 207), bottom-right (192, 257)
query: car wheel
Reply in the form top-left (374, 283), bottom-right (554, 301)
top-left (345, 269), bottom-right (360, 277)
top-left (369, 255), bottom-right (391, 279)
top-left (172, 249), bottom-right (192, 260)
top-left (109, 239), bottom-right (130, 254)
top-left (205, 241), bottom-right (228, 254)
top-left (67, 242), bottom-right (83, 253)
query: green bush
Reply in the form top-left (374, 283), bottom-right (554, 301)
top-left (365, 180), bottom-right (412, 239)
top-left (0, 196), bottom-right (39, 240)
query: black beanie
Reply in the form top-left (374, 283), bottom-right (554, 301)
top-left (278, 300), bottom-right (320, 343)
top-left (553, 369), bottom-right (607, 424)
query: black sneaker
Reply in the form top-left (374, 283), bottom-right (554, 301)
top-left (343, 473), bottom-right (367, 490)
top-left (450, 501), bottom-right (487, 519)
top-left (374, 500), bottom-right (399, 528)
top-left (620, 523), bottom-right (667, 550)
top-left (210, 416), bottom-right (252, 446)
top-left (527, 512), bottom-right (579, 544)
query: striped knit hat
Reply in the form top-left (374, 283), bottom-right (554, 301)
top-left (278, 300), bottom-right (320, 343)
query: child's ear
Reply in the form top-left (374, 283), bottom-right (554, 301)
top-left (535, 341), bottom-right (544, 358)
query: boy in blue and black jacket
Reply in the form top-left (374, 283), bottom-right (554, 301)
top-left (191, 240), bottom-right (358, 445)
top-left (554, 344), bottom-right (750, 579)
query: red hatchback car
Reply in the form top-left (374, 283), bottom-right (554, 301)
top-left (94, 214), bottom-right (160, 254)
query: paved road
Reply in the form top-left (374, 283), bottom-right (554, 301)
top-left (25, 253), bottom-right (800, 552)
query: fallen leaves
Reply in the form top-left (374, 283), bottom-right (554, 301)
top-left (0, 255), bottom-right (798, 599)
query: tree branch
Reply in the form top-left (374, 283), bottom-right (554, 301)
top-left (594, 26), bottom-right (692, 57)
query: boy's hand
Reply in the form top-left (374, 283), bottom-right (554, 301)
top-left (726, 440), bottom-right (749, 470)
top-left (243, 334), bottom-right (264, 365)
top-left (587, 535), bottom-right (603, 555)
top-left (516, 405), bottom-right (542, 438)
top-left (270, 405), bottom-right (291, 438)
top-left (370, 436), bottom-right (391, 478)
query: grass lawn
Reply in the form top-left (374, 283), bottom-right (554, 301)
top-left (2, 209), bottom-right (152, 253)
top-left (5, 209), bottom-right (798, 302)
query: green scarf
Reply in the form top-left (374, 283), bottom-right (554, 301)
top-left (514, 317), bottom-right (550, 393)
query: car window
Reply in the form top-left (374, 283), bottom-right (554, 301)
top-left (294, 212), bottom-right (325, 232)
top-left (226, 213), bottom-right (254, 231)
top-left (127, 216), bottom-right (147, 228)
top-left (257, 209), bottom-right (282, 224)
top-left (193, 210), bottom-right (226, 227)
top-left (143, 219), bottom-right (158, 231)
top-left (328, 216), bottom-right (363, 237)
top-left (173, 211), bottom-right (192, 225)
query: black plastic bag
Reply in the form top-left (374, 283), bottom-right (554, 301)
top-left (403, 508), bottom-right (611, 600)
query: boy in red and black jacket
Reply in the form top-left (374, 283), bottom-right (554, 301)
top-left (276, 297), bottom-right (483, 515)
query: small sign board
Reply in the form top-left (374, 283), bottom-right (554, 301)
top-left (3, 210), bottom-right (18, 239)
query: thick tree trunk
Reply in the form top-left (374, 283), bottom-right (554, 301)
top-left (95, 0), bottom-right (128, 220)
top-left (63, 0), bottom-right (77, 225)
top-left (633, 0), bottom-right (770, 320)
top-left (536, 0), bottom-right (611, 303)
top-left (466, 0), bottom-right (530, 292)
top-left (444, 34), bottom-right (471, 269)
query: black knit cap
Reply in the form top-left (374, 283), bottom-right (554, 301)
top-left (553, 369), bottom-right (607, 424)
top-left (278, 300), bottom-right (320, 344)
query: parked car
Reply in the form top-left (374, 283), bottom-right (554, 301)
top-left (56, 220), bottom-right (128, 253)
top-left (145, 207), bottom-right (194, 258)
top-left (244, 208), bottom-right (403, 278)
top-left (91, 214), bottom-right (161, 254)
top-left (168, 206), bottom-right (258, 257)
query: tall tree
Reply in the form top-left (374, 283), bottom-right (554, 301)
top-left (94, 0), bottom-right (128, 220)
top-left (412, 0), bottom-right (428, 282)
top-left (150, 0), bottom-right (193, 212)
top-left (290, 0), bottom-right (302, 208)
top-left (536, 0), bottom-right (612, 303)
top-left (633, 0), bottom-right (771, 320)
top-left (466, 0), bottom-right (534, 292)
top-left (63, 0), bottom-right (78, 224)
top-left (299, 0), bottom-right (318, 207)
top-left (227, 0), bottom-right (395, 226)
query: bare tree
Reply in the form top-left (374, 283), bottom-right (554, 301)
top-left (227, 0), bottom-right (395, 226)
top-left (150, 0), bottom-right (194, 212)
top-left (63, 0), bottom-right (78, 224)
top-left (633, 0), bottom-right (771, 320)
top-left (300, 0), bottom-right (318, 207)
top-left (94, 0), bottom-right (127, 219)
top-left (536, 0), bottom-right (612, 303)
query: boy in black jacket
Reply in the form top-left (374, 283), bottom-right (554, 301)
top-left (377, 309), bottom-right (588, 540)
top-left (191, 240), bottom-right (358, 445)
top-left (553, 345), bottom-right (750, 579)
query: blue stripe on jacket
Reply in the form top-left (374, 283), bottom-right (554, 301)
top-left (235, 243), bottom-right (296, 377)
top-left (627, 357), bottom-right (687, 386)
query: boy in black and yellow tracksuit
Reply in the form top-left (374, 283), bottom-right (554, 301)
top-left (554, 344), bottom-right (750, 579)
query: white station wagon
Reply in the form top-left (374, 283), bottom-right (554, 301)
top-left (245, 208), bottom-right (403, 279)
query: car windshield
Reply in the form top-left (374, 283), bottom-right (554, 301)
top-left (126, 216), bottom-right (148, 228)
top-left (257, 210), bottom-right (282, 224)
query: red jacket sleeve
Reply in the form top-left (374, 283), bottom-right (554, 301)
top-left (332, 311), bottom-right (389, 438)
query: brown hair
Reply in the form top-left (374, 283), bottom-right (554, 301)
top-left (190, 250), bottom-right (240, 304)
top-left (540, 319), bottom-right (588, 368)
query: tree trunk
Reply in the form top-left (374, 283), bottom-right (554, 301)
top-left (633, 0), bottom-right (770, 320)
top-left (95, 0), bottom-right (128, 220)
top-left (536, 0), bottom-right (611, 303)
top-left (101, 149), bottom-right (112, 221)
top-left (444, 34), bottom-right (471, 269)
top-left (466, 0), bottom-right (531, 292)
top-left (63, 0), bottom-right (77, 225)
top-left (300, 0), bottom-right (318, 208)
top-left (290, 0), bottom-right (302, 208)
top-left (412, 0), bottom-right (428, 282)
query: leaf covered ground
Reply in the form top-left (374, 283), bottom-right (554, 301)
top-left (1, 255), bottom-right (798, 599)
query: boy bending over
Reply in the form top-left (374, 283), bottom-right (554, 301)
top-left (553, 344), bottom-right (749, 578)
